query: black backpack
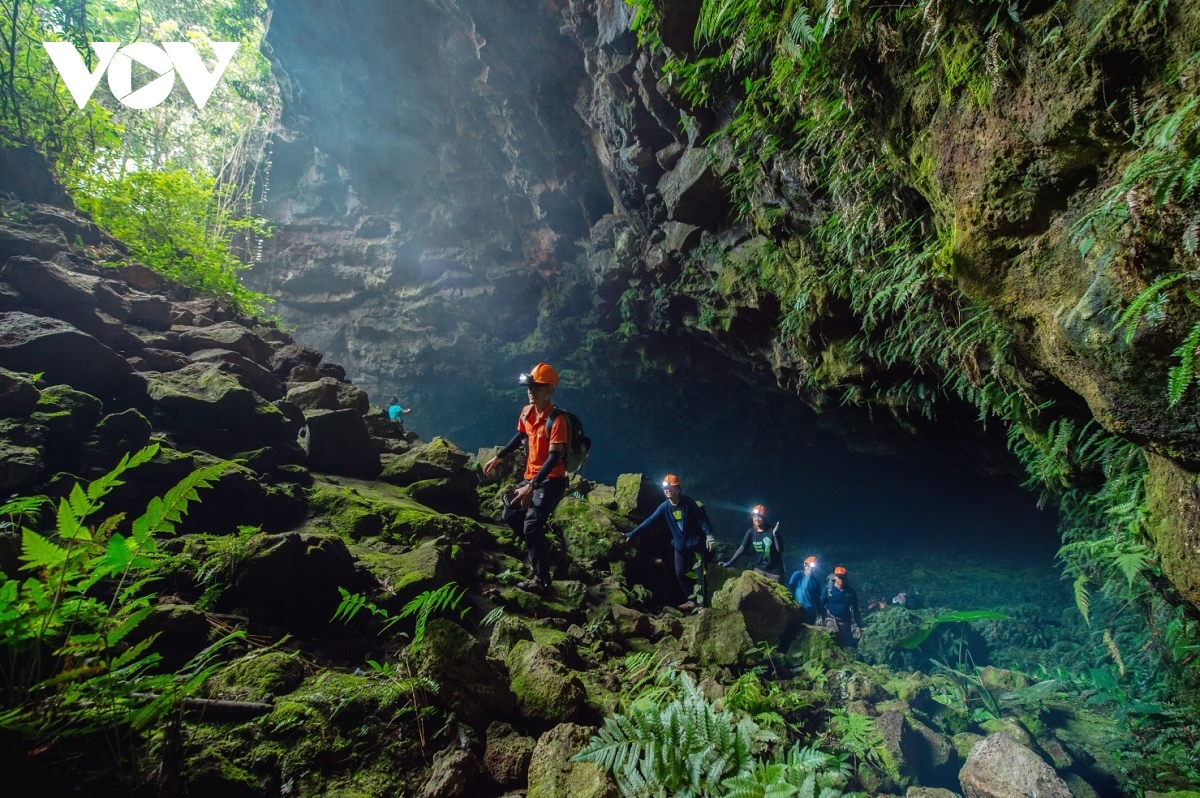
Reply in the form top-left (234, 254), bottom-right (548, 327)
top-left (545, 408), bottom-right (591, 474)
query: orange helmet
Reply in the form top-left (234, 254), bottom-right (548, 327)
top-left (662, 474), bottom-right (681, 487)
top-left (519, 362), bottom-right (559, 387)
top-left (804, 556), bottom-right (818, 566)
top-left (833, 566), bottom-right (847, 576)
top-left (751, 504), bottom-right (767, 517)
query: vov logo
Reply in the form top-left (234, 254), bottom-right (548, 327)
top-left (43, 41), bottom-right (240, 110)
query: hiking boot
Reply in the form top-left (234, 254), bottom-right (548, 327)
top-left (517, 577), bottom-right (549, 594)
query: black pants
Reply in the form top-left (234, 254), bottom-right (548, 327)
top-left (504, 477), bottom-right (567, 583)
top-left (673, 547), bottom-right (708, 604)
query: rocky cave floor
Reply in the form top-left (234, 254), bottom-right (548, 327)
top-left (0, 199), bottom-right (1179, 797)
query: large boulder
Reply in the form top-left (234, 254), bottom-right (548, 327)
top-left (285, 376), bottom-right (369, 414)
top-left (269, 343), bottom-right (322, 377)
top-left (405, 470), bottom-right (480, 517)
top-left (352, 539), bottom-right (454, 609)
top-left (875, 709), bottom-right (918, 789)
top-left (680, 607), bottom-right (754, 667)
top-left (299, 408), bottom-right (382, 478)
top-left (178, 321), bottom-right (274, 364)
top-left (412, 619), bottom-right (516, 729)
top-left (0, 442), bottom-right (41, 492)
top-left (0, 311), bottom-right (131, 396)
top-left (418, 745), bottom-right (478, 798)
top-left (614, 473), bottom-right (661, 519)
top-left (380, 437), bottom-right (470, 486)
top-left (220, 531), bottom-right (368, 630)
top-left (711, 570), bottom-right (802, 646)
top-left (189, 348), bottom-right (285, 401)
top-left (959, 733), bottom-right (1072, 798)
top-left (506, 640), bottom-right (586, 724)
top-left (128, 362), bottom-right (292, 437)
top-left (553, 498), bottom-right (628, 565)
top-left (527, 723), bottom-right (617, 798)
top-left (1, 256), bottom-right (128, 319)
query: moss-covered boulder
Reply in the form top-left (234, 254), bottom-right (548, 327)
top-left (484, 721), bottom-right (536, 788)
top-left (614, 472), bottom-right (659, 519)
top-left (711, 569), bottom-right (801, 646)
top-left (553, 497), bottom-right (628, 565)
top-left (404, 469), bottom-right (480, 517)
top-left (609, 602), bottom-right (652, 637)
top-left (309, 478), bottom-right (483, 544)
top-left (506, 640), bottom-right (586, 724)
top-left (527, 722), bottom-right (617, 798)
top-left (488, 615), bottom-right (535, 660)
top-left (381, 437), bottom-right (471, 487)
top-left (205, 651), bottom-right (308, 702)
top-left (221, 531), bottom-right (368, 630)
top-left (680, 607), bottom-right (753, 667)
top-left (413, 618), bottom-right (515, 729)
top-left (0, 441), bottom-right (40, 492)
top-left (352, 539), bottom-right (453, 609)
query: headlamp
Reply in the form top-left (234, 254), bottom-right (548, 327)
top-left (518, 373), bottom-right (544, 387)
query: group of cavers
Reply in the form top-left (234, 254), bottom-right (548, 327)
top-left (473, 362), bottom-right (867, 649)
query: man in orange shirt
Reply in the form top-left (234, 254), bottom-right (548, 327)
top-left (483, 362), bottom-right (569, 593)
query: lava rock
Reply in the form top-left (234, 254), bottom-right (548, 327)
top-left (126, 292), bottom-right (172, 330)
top-left (0, 311), bottom-right (131, 396)
top-left (711, 570), bottom-right (802, 647)
top-left (526, 723), bottom-right (617, 798)
top-left (413, 618), bottom-right (516, 729)
top-left (285, 376), bottom-right (368, 414)
top-left (680, 607), bottom-right (753, 667)
top-left (0, 367), bottom-right (39, 417)
top-left (959, 733), bottom-right (1072, 798)
top-left (128, 363), bottom-right (293, 438)
top-left (405, 470), bottom-right (480, 517)
top-left (137, 347), bottom-right (190, 372)
top-left (298, 408), bottom-right (381, 478)
top-left (381, 437), bottom-right (471, 486)
top-left (221, 531), bottom-right (367, 630)
top-left (657, 146), bottom-right (730, 226)
top-left (269, 343), bottom-right (322, 377)
top-left (178, 321), bottom-right (274, 364)
top-left (190, 348), bottom-right (285, 401)
top-left (484, 722), bottom-right (536, 787)
top-left (506, 640), bottom-right (585, 725)
top-left (1, 256), bottom-right (129, 318)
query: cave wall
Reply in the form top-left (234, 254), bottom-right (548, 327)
top-left (255, 0), bottom-right (1200, 608)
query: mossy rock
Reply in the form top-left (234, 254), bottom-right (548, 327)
top-left (527, 722), bottom-right (618, 798)
top-left (34, 383), bottom-right (103, 427)
top-left (786, 624), bottom-right (848, 670)
top-left (309, 478), bottom-right (480, 544)
top-left (380, 437), bottom-right (470, 487)
top-left (351, 539), bottom-right (453, 610)
top-left (0, 441), bottom-right (40, 492)
top-left (979, 666), bottom-right (1031, 692)
top-left (413, 618), bottom-right (515, 728)
top-left (484, 721), bottom-right (536, 787)
top-left (884, 672), bottom-right (934, 711)
top-left (680, 607), bottom-right (753, 667)
top-left (496, 586), bottom-right (577, 619)
top-left (489, 615), bottom-right (535, 660)
top-left (403, 470), bottom-right (480, 517)
top-left (551, 579), bottom-right (587, 610)
top-left (953, 731), bottom-right (984, 760)
top-left (711, 570), bottom-right (801, 646)
top-left (978, 716), bottom-right (1035, 748)
top-left (585, 483), bottom-right (617, 510)
top-left (553, 497), bottom-right (628, 565)
top-left (614, 473), bottom-right (658, 519)
top-left (205, 650), bottom-right (307, 702)
top-left (506, 640), bottom-right (585, 724)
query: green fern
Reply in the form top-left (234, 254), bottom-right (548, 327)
top-left (574, 671), bottom-right (773, 797)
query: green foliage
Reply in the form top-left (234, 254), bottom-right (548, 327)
top-left (576, 669), bottom-right (845, 798)
top-left (825, 708), bottom-right (894, 781)
top-left (898, 609), bottom-right (1009, 651)
top-left (74, 167), bottom-right (270, 313)
top-left (0, 0), bottom-right (276, 313)
top-left (333, 581), bottom-right (467, 652)
top-left (0, 444), bottom-right (235, 742)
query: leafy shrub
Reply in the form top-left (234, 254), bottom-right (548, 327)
top-left (74, 168), bottom-right (270, 314)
